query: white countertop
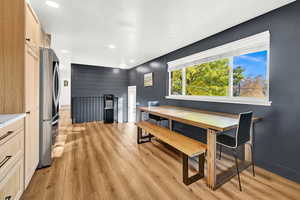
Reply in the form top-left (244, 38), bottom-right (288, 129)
top-left (0, 113), bottom-right (26, 128)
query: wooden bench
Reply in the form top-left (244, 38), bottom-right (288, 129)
top-left (136, 121), bottom-right (207, 185)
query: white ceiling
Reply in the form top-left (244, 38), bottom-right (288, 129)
top-left (29, 0), bottom-right (295, 69)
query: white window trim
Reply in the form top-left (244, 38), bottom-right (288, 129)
top-left (168, 31), bottom-right (270, 71)
top-left (166, 95), bottom-right (272, 106)
top-left (167, 31), bottom-right (271, 106)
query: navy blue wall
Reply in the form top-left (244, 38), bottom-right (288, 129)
top-left (128, 2), bottom-right (300, 183)
top-left (71, 64), bottom-right (128, 122)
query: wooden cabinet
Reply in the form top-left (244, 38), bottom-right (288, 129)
top-left (24, 111), bottom-right (39, 188)
top-left (0, 0), bottom-right (25, 114)
top-left (25, 43), bottom-right (40, 112)
top-left (40, 29), bottom-right (52, 48)
top-left (33, 110), bottom-right (39, 170)
top-left (0, 159), bottom-right (24, 200)
top-left (25, 4), bottom-right (40, 55)
top-left (24, 4), bottom-right (40, 188)
top-left (0, 127), bottom-right (24, 180)
top-left (0, 0), bottom-right (47, 195)
top-left (0, 0), bottom-right (40, 112)
top-left (0, 118), bottom-right (25, 200)
top-left (25, 45), bottom-right (38, 112)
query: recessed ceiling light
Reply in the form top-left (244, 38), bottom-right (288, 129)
top-left (129, 59), bottom-right (135, 63)
top-left (61, 49), bottom-right (69, 54)
top-left (46, 1), bottom-right (60, 8)
top-left (108, 44), bottom-right (116, 49)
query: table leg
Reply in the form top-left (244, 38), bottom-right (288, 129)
top-left (138, 110), bottom-right (143, 122)
top-left (169, 119), bottom-right (172, 131)
top-left (207, 129), bottom-right (217, 189)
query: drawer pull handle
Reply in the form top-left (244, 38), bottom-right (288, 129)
top-left (5, 196), bottom-right (12, 200)
top-left (0, 131), bottom-right (14, 141)
top-left (0, 156), bottom-right (12, 168)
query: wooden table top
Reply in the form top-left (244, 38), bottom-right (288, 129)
top-left (139, 105), bottom-right (261, 132)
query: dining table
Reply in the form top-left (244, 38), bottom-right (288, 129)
top-left (138, 105), bottom-right (261, 190)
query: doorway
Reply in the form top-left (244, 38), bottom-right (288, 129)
top-left (128, 86), bottom-right (136, 122)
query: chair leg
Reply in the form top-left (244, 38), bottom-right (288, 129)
top-left (219, 145), bottom-right (222, 160)
top-left (233, 150), bottom-right (242, 191)
top-left (249, 144), bottom-right (255, 177)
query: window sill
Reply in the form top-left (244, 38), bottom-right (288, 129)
top-left (165, 95), bottom-right (272, 106)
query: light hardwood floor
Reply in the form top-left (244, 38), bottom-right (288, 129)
top-left (21, 109), bottom-right (300, 200)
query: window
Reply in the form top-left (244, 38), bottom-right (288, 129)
top-left (186, 58), bottom-right (230, 96)
top-left (171, 69), bottom-right (182, 95)
top-left (233, 51), bottom-right (268, 98)
top-left (167, 31), bottom-right (271, 106)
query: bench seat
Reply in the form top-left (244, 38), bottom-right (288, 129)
top-left (136, 121), bottom-right (207, 185)
top-left (136, 121), bottom-right (206, 157)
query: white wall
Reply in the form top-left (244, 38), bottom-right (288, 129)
top-left (58, 53), bottom-right (71, 106)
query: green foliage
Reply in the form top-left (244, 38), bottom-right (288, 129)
top-left (233, 66), bottom-right (245, 96)
top-left (170, 56), bottom-right (266, 98)
top-left (171, 70), bottom-right (182, 95)
top-left (233, 66), bottom-right (245, 86)
top-left (185, 59), bottom-right (230, 96)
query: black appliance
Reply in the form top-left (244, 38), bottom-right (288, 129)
top-left (103, 94), bottom-right (114, 123)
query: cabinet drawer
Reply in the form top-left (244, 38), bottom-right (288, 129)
top-left (0, 131), bottom-right (24, 179)
top-left (0, 119), bottom-right (24, 142)
top-left (0, 159), bottom-right (24, 200)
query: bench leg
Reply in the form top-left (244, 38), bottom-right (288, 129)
top-left (182, 153), bottom-right (205, 185)
top-left (137, 127), bottom-right (141, 144)
top-left (137, 127), bottom-right (151, 144)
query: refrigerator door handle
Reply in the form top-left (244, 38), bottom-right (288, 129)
top-left (52, 65), bottom-right (57, 107)
top-left (56, 64), bottom-right (61, 106)
top-left (52, 63), bottom-right (60, 108)
top-left (52, 119), bottom-right (59, 126)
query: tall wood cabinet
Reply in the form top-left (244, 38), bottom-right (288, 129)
top-left (24, 5), bottom-right (40, 188)
top-left (0, 0), bottom-right (48, 191)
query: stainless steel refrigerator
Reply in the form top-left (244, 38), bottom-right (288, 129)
top-left (38, 48), bottom-right (60, 168)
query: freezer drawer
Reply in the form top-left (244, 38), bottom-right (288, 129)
top-left (38, 121), bottom-right (52, 168)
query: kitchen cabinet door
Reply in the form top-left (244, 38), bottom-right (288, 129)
top-left (32, 109), bottom-right (39, 171)
top-left (25, 45), bottom-right (39, 112)
top-left (25, 4), bottom-right (39, 53)
top-left (24, 110), bottom-right (39, 189)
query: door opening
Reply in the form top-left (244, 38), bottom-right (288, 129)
top-left (128, 86), bottom-right (136, 123)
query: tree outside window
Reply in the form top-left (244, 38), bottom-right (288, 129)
top-left (171, 69), bottom-right (182, 95)
top-left (170, 50), bottom-right (268, 100)
top-left (185, 58), bottom-right (230, 96)
top-left (233, 51), bottom-right (267, 98)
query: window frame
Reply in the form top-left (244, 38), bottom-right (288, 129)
top-left (166, 31), bottom-right (271, 106)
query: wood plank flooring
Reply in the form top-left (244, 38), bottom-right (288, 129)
top-left (21, 109), bottom-right (300, 200)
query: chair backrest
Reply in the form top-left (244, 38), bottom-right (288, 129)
top-left (236, 111), bottom-right (253, 147)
